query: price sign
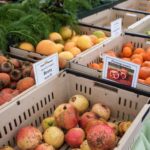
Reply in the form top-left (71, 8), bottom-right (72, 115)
top-left (33, 53), bottom-right (59, 86)
top-left (102, 55), bottom-right (140, 88)
top-left (111, 18), bottom-right (122, 37)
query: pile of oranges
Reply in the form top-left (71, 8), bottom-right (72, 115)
top-left (88, 42), bottom-right (150, 86)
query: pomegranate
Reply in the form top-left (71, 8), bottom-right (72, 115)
top-left (91, 103), bottom-right (111, 120)
top-left (16, 126), bottom-right (42, 150)
top-left (118, 121), bottom-right (132, 136)
top-left (65, 128), bottom-right (85, 148)
top-left (54, 103), bottom-right (78, 130)
top-left (22, 67), bottom-right (32, 78)
top-left (109, 70), bottom-right (120, 80)
top-left (85, 119), bottom-right (107, 133)
top-left (79, 112), bottom-right (98, 129)
top-left (69, 94), bottom-right (89, 114)
top-left (107, 122), bottom-right (119, 135)
top-left (43, 126), bottom-right (64, 149)
top-left (119, 68), bottom-right (128, 80)
top-left (0, 61), bottom-right (13, 73)
top-left (35, 143), bottom-right (55, 150)
top-left (10, 69), bottom-right (22, 81)
top-left (87, 124), bottom-right (116, 150)
top-left (80, 140), bottom-right (91, 150)
top-left (42, 117), bottom-right (56, 130)
top-left (9, 58), bottom-right (20, 68)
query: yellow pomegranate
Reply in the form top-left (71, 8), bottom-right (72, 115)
top-left (64, 41), bottom-right (76, 51)
top-left (69, 47), bottom-right (81, 57)
top-left (59, 26), bottom-right (73, 40)
top-left (89, 35), bottom-right (99, 45)
top-left (71, 36), bottom-right (80, 44)
top-left (36, 40), bottom-right (57, 56)
top-left (49, 32), bottom-right (62, 42)
top-left (59, 51), bottom-right (74, 61)
top-left (77, 35), bottom-right (93, 51)
top-left (19, 42), bottom-right (35, 51)
top-left (56, 43), bottom-right (64, 53)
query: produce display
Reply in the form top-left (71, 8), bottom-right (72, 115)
top-left (0, 55), bottom-right (34, 106)
top-left (1, 0), bottom-right (150, 149)
top-left (0, 94), bottom-right (132, 150)
top-left (88, 42), bottom-right (150, 86)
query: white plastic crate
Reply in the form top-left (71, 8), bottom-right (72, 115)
top-left (0, 70), bottom-right (149, 150)
top-left (114, 0), bottom-right (150, 15)
top-left (79, 8), bottom-right (145, 30)
top-left (70, 34), bottom-right (150, 92)
top-left (9, 24), bottom-right (111, 62)
top-left (127, 15), bottom-right (150, 37)
top-left (116, 104), bottom-right (150, 150)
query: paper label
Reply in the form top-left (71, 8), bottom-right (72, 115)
top-left (102, 55), bottom-right (140, 88)
top-left (111, 18), bottom-right (122, 37)
top-left (33, 53), bottom-right (59, 85)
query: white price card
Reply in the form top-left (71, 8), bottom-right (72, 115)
top-left (102, 55), bottom-right (140, 88)
top-left (111, 18), bottom-right (122, 37)
top-left (33, 53), bottom-right (59, 86)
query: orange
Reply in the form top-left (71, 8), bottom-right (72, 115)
top-left (88, 63), bottom-right (101, 70)
top-left (139, 67), bottom-right (150, 80)
top-left (142, 61), bottom-right (150, 67)
top-left (122, 58), bottom-right (131, 61)
top-left (122, 47), bottom-right (132, 58)
top-left (133, 48), bottom-right (145, 55)
top-left (131, 58), bottom-right (142, 65)
top-left (104, 50), bottom-right (116, 57)
top-left (131, 54), bottom-right (143, 62)
top-left (138, 79), bottom-right (145, 84)
top-left (145, 77), bottom-right (150, 85)
top-left (123, 42), bottom-right (134, 50)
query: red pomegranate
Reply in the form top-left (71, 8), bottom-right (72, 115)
top-left (79, 112), bottom-right (98, 129)
top-left (16, 126), bottom-right (42, 150)
top-left (54, 103), bottom-right (78, 130)
top-left (65, 128), bottom-right (85, 148)
top-left (87, 124), bottom-right (116, 150)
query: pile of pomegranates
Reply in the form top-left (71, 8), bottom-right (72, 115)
top-left (0, 94), bottom-right (132, 150)
top-left (0, 55), bottom-right (35, 106)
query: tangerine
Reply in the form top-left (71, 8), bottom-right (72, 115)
top-left (104, 50), bottom-right (116, 57)
top-left (139, 67), bottom-right (150, 80)
top-left (145, 77), bottom-right (150, 85)
top-left (99, 63), bottom-right (103, 70)
top-left (143, 50), bottom-right (150, 61)
top-left (123, 42), bottom-right (134, 50)
top-left (131, 54), bottom-right (143, 62)
top-left (142, 61), bottom-right (150, 67)
top-left (122, 47), bottom-right (132, 58)
top-left (133, 48), bottom-right (145, 55)
top-left (88, 63), bottom-right (101, 70)
top-left (131, 58), bottom-right (142, 65)
top-left (138, 79), bottom-right (145, 84)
